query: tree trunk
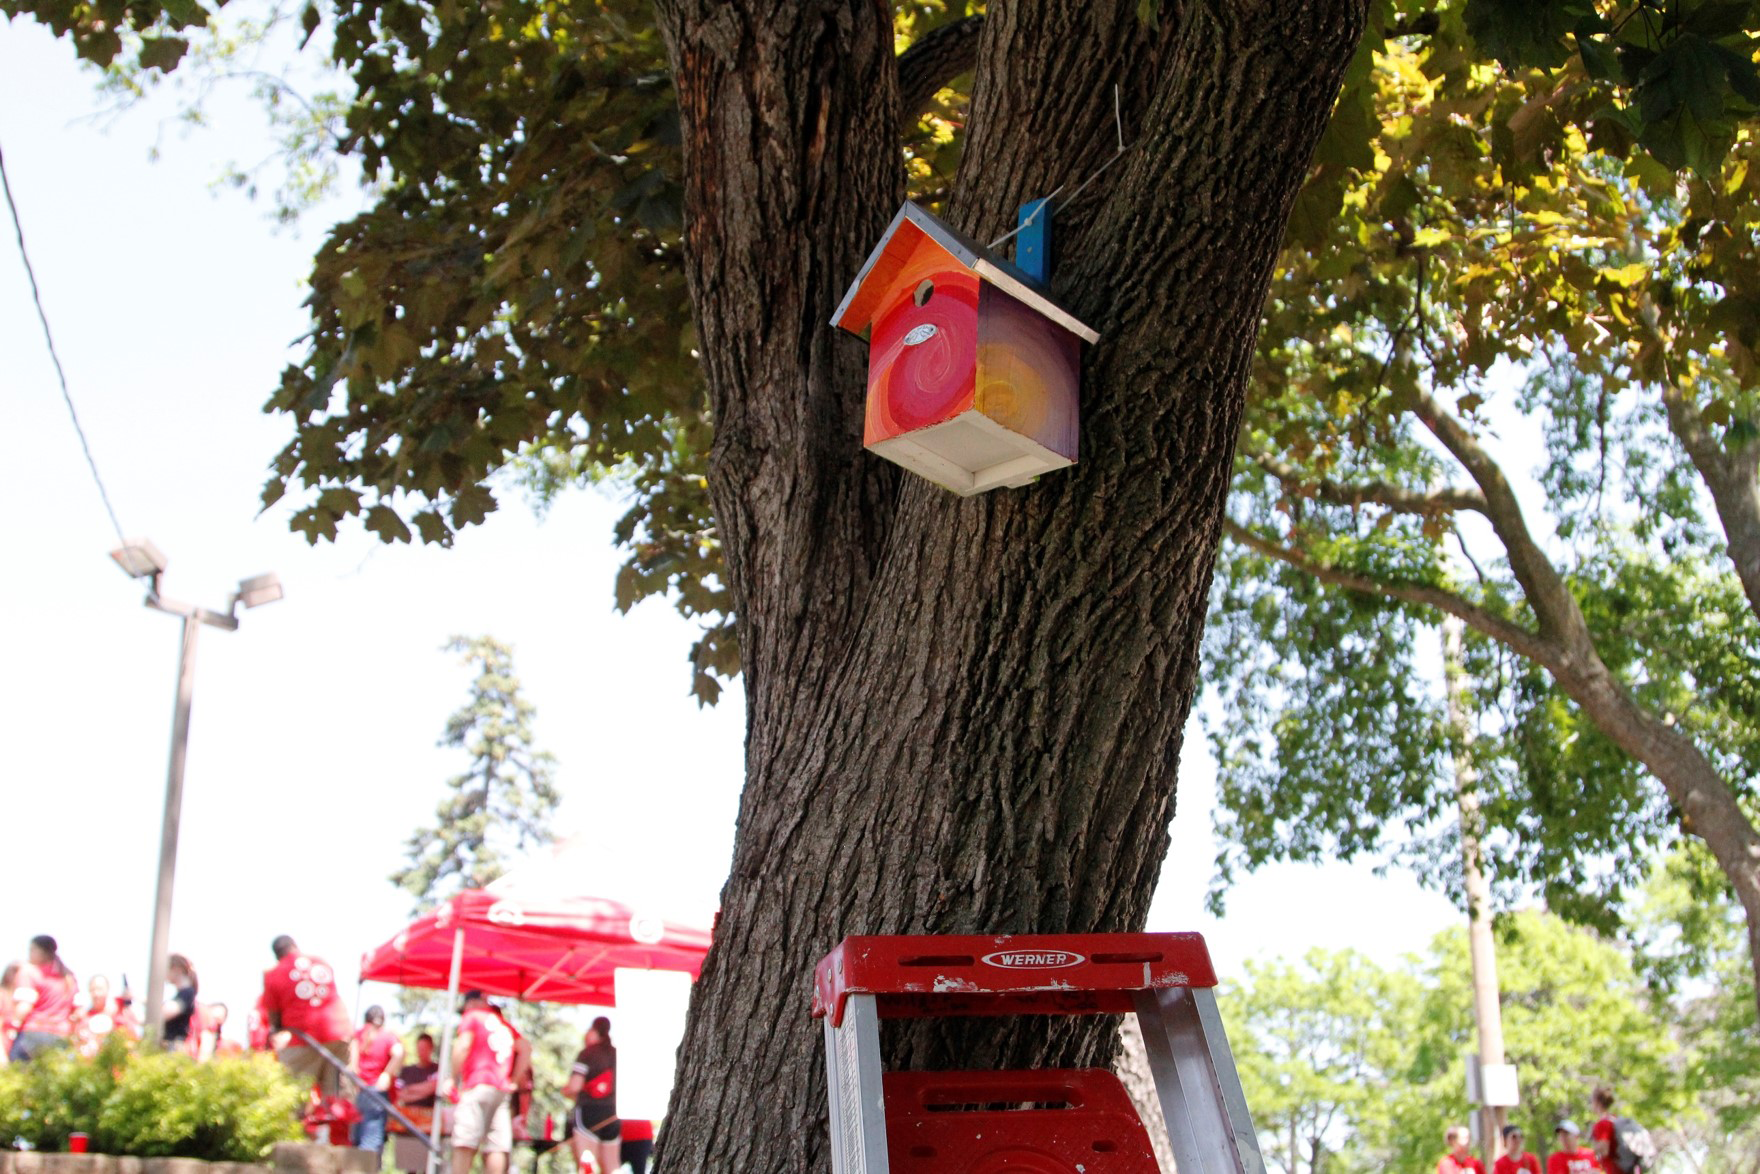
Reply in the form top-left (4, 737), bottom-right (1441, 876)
top-left (1445, 618), bottom-right (1509, 1170)
top-left (649, 2), bottom-right (1367, 1169)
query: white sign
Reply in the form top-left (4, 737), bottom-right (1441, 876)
top-left (612, 968), bottom-right (694, 1121)
top-left (1465, 1055), bottom-right (1521, 1107)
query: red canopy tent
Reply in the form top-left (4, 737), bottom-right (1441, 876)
top-left (359, 888), bottom-right (712, 1005)
top-left (359, 854), bottom-right (714, 1167)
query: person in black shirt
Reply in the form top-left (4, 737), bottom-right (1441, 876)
top-left (392, 1032), bottom-right (441, 1174)
top-left (161, 954), bottom-right (198, 1049)
top-left (562, 1017), bottom-right (619, 1174)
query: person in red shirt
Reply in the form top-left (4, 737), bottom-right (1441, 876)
top-left (488, 1006), bottom-right (535, 1142)
top-left (0, 962), bottom-right (18, 1064)
top-left (247, 993), bottom-right (273, 1052)
top-left (449, 991), bottom-right (518, 1174)
top-left (260, 935), bottom-right (352, 1099)
top-left (1438, 1125), bottom-right (1486, 1174)
top-left (1494, 1125), bottom-right (1541, 1174)
top-left (1589, 1087), bottom-right (1639, 1174)
top-left (348, 1005), bottom-right (405, 1154)
top-left (9, 935), bottom-right (78, 1062)
top-left (76, 974), bottom-right (141, 1058)
top-left (199, 1003), bottom-right (244, 1058)
top-left (619, 1118), bottom-right (655, 1174)
top-left (1546, 1121), bottom-right (1599, 1174)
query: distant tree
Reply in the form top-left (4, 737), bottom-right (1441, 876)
top-left (1384, 913), bottom-right (1692, 1169)
top-left (1635, 848), bottom-right (1760, 1170)
top-left (1227, 949), bottom-right (1418, 1173)
top-left (389, 636), bottom-right (575, 1125)
top-left (1226, 915), bottom-right (1696, 1170)
top-left (392, 636), bottom-right (560, 911)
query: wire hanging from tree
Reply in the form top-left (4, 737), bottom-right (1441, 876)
top-left (989, 85), bottom-right (1133, 252)
top-left (1, 137), bottom-right (130, 546)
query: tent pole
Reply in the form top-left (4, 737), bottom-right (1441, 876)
top-left (429, 928), bottom-right (465, 1174)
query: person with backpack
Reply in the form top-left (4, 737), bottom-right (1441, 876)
top-left (1589, 1086), bottom-right (1658, 1174)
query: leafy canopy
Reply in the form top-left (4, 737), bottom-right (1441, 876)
top-left (1207, 0), bottom-right (1760, 945)
top-left (12, 0), bottom-right (1757, 705)
top-left (14, 0), bottom-right (1760, 977)
top-left (1227, 912), bottom-right (1705, 1171)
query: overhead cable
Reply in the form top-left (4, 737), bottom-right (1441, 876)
top-left (0, 137), bottom-right (129, 546)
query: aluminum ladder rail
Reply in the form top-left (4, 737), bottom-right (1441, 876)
top-left (814, 932), bottom-right (1267, 1174)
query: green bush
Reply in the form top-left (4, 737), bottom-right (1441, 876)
top-left (0, 1038), bottom-right (305, 1161)
top-left (0, 1036), bottom-right (126, 1152)
top-left (0, 1061), bottom-right (29, 1148)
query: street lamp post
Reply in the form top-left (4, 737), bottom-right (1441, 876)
top-left (110, 539), bottom-right (283, 1043)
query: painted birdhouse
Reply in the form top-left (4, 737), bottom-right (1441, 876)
top-left (831, 202), bottom-right (1099, 496)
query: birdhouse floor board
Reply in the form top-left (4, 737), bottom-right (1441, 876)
top-left (869, 409), bottom-right (1074, 497)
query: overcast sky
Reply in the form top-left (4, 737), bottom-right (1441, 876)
top-left (0, 12), bottom-right (1461, 1084)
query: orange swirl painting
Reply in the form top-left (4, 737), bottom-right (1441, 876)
top-left (832, 202), bottom-right (1098, 497)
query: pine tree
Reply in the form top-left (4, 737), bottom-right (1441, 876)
top-left (392, 636), bottom-right (561, 911)
top-left (390, 636), bottom-right (577, 1107)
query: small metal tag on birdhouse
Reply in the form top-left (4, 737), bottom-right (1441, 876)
top-left (830, 202), bottom-right (1098, 497)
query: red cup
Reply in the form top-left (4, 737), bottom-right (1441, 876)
top-left (69, 1134), bottom-right (89, 1153)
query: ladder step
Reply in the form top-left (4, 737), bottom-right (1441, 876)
top-left (882, 1068), bottom-right (1160, 1174)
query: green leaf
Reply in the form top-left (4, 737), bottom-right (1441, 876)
top-left (1683, 0), bottom-right (1756, 39)
top-left (290, 507), bottom-right (339, 544)
top-left (364, 504), bottom-right (413, 543)
top-left (75, 29), bottom-right (123, 67)
top-left (137, 36), bottom-right (190, 72)
top-left (316, 486), bottom-right (363, 517)
top-left (1464, 0), bottom-right (1596, 70)
top-left (1578, 33), bottom-right (1623, 83)
top-left (1598, 262), bottom-right (1649, 286)
top-left (411, 510), bottom-right (451, 546)
top-left (449, 485), bottom-right (497, 527)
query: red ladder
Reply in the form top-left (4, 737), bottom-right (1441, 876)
top-left (813, 933), bottom-right (1265, 1174)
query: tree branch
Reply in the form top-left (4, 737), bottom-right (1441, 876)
top-left (1408, 387), bottom-right (1598, 659)
top-left (898, 16), bottom-right (982, 124)
top-left (1661, 382), bottom-right (1760, 621)
top-left (1223, 519), bottom-right (1560, 669)
top-left (1250, 452), bottom-right (1487, 516)
top-left (1231, 507), bottom-right (1760, 1014)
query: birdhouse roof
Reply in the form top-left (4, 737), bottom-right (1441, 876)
top-left (830, 202), bottom-right (1100, 344)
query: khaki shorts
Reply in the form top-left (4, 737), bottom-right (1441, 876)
top-left (453, 1085), bottom-right (511, 1154)
top-left (277, 1040), bottom-right (351, 1097)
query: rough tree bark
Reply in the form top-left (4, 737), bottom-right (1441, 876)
top-left (649, 3), bottom-right (1367, 1169)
